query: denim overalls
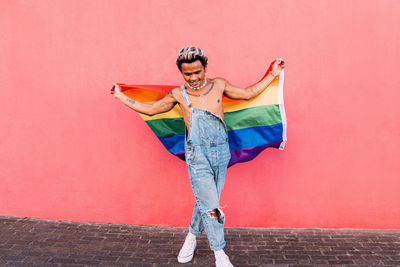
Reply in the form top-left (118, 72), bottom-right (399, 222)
top-left (180, 85), bottom-right (231, 251)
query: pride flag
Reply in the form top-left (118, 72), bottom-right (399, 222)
top-left (119, 68), bottom-right (286, 167)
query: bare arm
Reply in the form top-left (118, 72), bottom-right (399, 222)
top-left (110, 85), bottom-right (177, 116)
top-left (223, 58), bottom-right (286, 100)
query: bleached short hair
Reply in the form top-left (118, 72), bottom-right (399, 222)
top-left (176, 46), bottom-right (208, 71)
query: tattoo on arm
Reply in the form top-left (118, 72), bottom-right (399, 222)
top-left (126, 97), bottom-right (136, 105)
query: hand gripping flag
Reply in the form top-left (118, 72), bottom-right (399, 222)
top-left (118, 66), bottom-right (286, 167)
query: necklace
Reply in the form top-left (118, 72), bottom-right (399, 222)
top-left (186, 82), bottom-right (214, 97)
top-left (186, 78), bottom-right (207, 90)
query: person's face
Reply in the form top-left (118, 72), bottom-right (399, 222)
top-left (180, 60), bottom-right (207, 88)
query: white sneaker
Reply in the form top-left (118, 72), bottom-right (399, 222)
top-left (177, 232), bottom-right (197, 263)
top-left (215, 250), bottom-right (233, 267)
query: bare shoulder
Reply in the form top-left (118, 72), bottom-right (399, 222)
top-left (210, 77), bottom-right (228, 91)
top-left (167, 87), bottom-right (181, 102)
top-left (212, 77), bottom-right (228, 84)
top-left (168, 87), bottom-right (178, 95)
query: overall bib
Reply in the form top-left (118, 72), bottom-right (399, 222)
top-left (181, 85), bottom-right (231, 251)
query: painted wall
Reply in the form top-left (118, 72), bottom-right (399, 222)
top-left (1, 0), bottom-right (399, 229)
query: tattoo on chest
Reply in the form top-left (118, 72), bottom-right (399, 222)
top-left (187, 82), bottom-right (214, 97)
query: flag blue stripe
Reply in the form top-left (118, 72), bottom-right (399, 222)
top-left (157, 123), bottom-right (283, 154)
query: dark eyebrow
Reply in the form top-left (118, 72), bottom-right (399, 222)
top-left (183, 70), bottom-right (201, 75)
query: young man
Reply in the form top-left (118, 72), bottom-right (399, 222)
top-left (111, 47), bottom-right (285, 267)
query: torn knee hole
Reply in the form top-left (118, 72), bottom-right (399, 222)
top-left (207, 209), bottom-right (217, 220)
top-left (207, 208), bottom-right (224, 223)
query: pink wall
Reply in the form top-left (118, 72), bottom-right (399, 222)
top-left (1, 0), bottom-right (400, 229)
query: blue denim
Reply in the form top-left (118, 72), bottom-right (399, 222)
top-left (185, 107), bottom-right (231, 251)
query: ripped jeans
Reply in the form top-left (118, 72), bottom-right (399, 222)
top-left (185, 108), bottom-right (231, 251)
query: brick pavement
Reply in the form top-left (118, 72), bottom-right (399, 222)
top-left (0, 216), bottom-right (399, 267)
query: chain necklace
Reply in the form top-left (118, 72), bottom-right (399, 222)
top-left (186, 78), bottom-right (207, 90)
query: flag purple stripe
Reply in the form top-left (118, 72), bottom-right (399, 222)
top-left (172, 140), bottom-right (282, 168)
top-left (228, 141), bottom-right (282, 167)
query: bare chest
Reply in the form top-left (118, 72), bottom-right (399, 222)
top-left (175, 83), bottom-right (225, 129)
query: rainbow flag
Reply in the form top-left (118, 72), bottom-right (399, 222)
top-left (119, 68), bottom-right (286, 167)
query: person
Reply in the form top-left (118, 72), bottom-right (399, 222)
top-left (110, 47), bottom-right (285, 267)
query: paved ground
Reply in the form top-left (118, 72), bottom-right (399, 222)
top-left (0, 216), bottom-right (399, 267)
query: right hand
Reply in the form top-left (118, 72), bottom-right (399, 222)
top-left (110, 84), bottom-right (122, 99)
top-left (271, 58), bottom-right (285, 75)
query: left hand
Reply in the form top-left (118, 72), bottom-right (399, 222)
top-left (272, 58), bottom-right (286, 75)
top-left (110, 84), bottom-right (123, 99)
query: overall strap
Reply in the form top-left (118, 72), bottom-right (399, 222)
top-left (180, 85), bottom-right (192, 107)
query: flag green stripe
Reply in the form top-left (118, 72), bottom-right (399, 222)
top-left (224, 105), bottom-right (282, 131)
top-left (145, 117), bottom-right (185, 137)
top-left (146, 105), bottom-right (282, 137)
